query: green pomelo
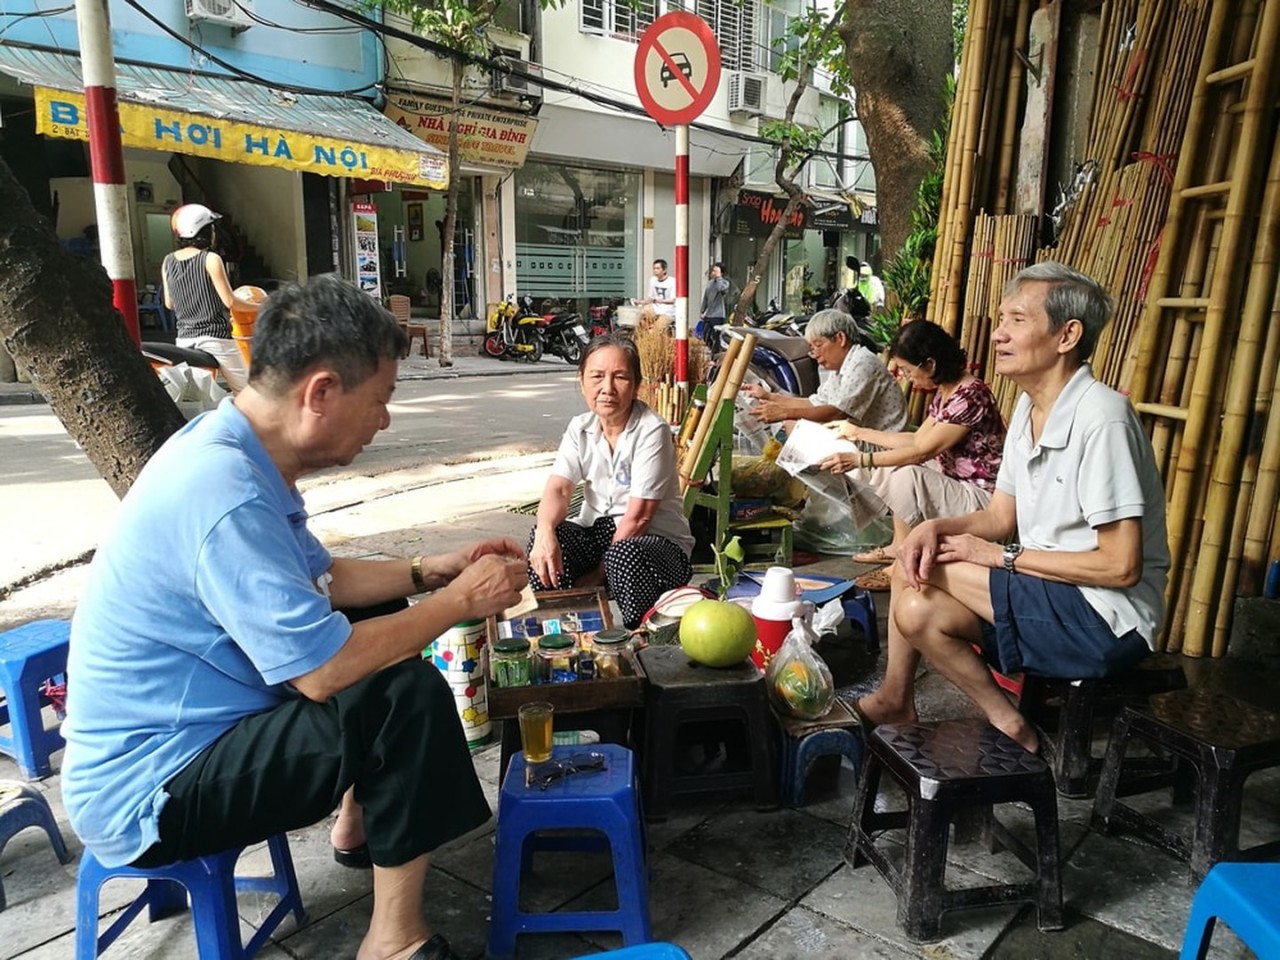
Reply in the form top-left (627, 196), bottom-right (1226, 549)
top-left (678, 599), bottom-right (757, 668)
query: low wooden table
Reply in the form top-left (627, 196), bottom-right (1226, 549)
top-left (487, 589), bottom-right (647, 784)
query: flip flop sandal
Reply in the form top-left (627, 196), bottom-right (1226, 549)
top-left (408, 934), bottom-right (462, 960)
top-left (333, 843), bottom-right (372, 869)
top-left (855, 567), bottom-right (893, 592)
top-left (851, 546), bottom-right (892, 565)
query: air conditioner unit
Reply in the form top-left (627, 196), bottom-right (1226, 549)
top-left (727, 71), bottom-right (766, 118)
top-left (492, 50), bottom-right (532, 96)
top-left (185, 0), bottom-right (254, 29)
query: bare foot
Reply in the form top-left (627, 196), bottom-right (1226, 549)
top-left (992, 714), bottom-right (1040, 755)
top-left (855, 693), bottom-right (918, 728)
top-left (331, 804), bottom-right (365, 851)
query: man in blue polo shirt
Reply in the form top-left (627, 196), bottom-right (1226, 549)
top-left (855, 263), bottom-right (1169, 754)
top-left (62, 275), bottom-right (527, 960)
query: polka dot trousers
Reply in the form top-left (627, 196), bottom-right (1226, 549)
top-left (526, 516), bottom-right (692, 628)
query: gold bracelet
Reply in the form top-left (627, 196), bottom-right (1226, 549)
top-left (410, 555), bottom-right (429, 594)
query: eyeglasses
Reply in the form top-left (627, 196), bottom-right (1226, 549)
top-left (528, 751), bottom-right (608, 790)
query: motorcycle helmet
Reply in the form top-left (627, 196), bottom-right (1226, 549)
top-left (170, 203), bottom-right (221, 240)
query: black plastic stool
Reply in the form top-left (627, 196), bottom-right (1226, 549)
top-left (636, 645), bottom-right (778, 821)
top-left (1091, 688), bottom-right (1280, 882)
top-left (845, 718), bottom-right (1063, 943)
top-left (1019, 653), bottom-right (1186, 798)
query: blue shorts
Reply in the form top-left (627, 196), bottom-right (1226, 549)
top-left (979, 569), bottom-right (1149, 679)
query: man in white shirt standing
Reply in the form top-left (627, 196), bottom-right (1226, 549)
top-left (856, 263), bottom-right (1169, 755)
top-left (637, 258), bottom-right (676, 320)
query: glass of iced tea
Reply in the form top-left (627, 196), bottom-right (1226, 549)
top-left (517, 700), bottom-right (554, 764)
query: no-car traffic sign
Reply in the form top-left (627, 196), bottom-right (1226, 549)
top-left (634, 11), bottom-right (722, 127)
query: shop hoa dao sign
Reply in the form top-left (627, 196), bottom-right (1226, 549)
top-left (384, 93), bottom-right (538, 170)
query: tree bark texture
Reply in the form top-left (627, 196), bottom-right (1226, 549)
top-left (841, 0), bottom-right (952, 261)
top-left (0, 157), bottom-right (185, 497)
top-left (438, 58), bottom-right (465, 367)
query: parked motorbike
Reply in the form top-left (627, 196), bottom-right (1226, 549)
top-left (540, 306), bottom-right (591, 365)
top-left (482, 295), bottom-right (544, 363)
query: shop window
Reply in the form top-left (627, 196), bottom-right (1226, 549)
top-left (580, 0), bottom-right (657, 39)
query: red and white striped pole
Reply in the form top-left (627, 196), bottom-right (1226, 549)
top-left (673, 122), bottom-right (689, 395)
top-left (75, 0), bottom-right (140, 345)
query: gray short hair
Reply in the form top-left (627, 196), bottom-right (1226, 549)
top-left (806, 309), bottom-right (865, 346)
top-left (1003, 262), bottom-right (1113, 361)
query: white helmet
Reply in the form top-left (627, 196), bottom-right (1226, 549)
top-left (171, 203), bottom-right (221, 239)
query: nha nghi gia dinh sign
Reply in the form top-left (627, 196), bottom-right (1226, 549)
top-left (384, 92), bottom-right (538, 171)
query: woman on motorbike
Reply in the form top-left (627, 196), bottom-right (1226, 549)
top-left (819, 320), bottom-right (1006, 590)
top-left (527, 334), bottom-right (694, 628)
top-left (742, 309), bottom-right (906, 432)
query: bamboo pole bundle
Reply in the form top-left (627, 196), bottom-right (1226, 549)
top-left (1158, 2), bottom-right (1278, 657)
top-left (994, 1), bottom-right (1031, 214)
top-left (937, 0), bottom-right (995, 334)
top-left (1187, 0), bottom-right (1280, 656)
top-left (678, 337), bottom-right (741, 491)
top-left (1238, 299), bottom-right (1280, 595)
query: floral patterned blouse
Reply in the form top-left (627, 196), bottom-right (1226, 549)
top-left (929, 378), bottom-right (1005, 489)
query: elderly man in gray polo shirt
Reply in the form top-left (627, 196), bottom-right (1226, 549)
top-left (855, 263), bottom-right (1169, 755)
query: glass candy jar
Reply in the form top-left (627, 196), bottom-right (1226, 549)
top-left (491, 638), bottom-right (532, 688)
top-left (537, 633), bottom-right (579, 683)
top-left (592, 628), bottom-right (634, 679)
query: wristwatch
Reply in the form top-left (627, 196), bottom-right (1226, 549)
top-left (1002, 543), bottom-right (1024, 574)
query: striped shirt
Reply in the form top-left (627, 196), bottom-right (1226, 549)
top-left (163, 251), bottom-right (230, 339)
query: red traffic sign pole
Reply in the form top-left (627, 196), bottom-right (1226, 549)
top-left (635, 12), bottom-right (721, 406)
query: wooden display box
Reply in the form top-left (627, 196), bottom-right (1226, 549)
top-left (485, 587), bottom-right (647, 719)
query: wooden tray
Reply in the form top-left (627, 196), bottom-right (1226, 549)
top-left (486, 587), bottom-right (647, 719)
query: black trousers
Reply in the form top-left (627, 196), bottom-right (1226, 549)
top-left (133, 655), bottom-right (491, 869)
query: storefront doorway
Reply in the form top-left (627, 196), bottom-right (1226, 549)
top-left (514, 160), bottom-right (639, 309)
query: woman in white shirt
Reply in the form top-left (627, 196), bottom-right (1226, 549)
top-left (528, 334), bottom-right (694, 627)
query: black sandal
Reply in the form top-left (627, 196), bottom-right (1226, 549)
top-left (408, 934), bottom-right (461, 960)
top-left (332, 843), bottom-right (372, 869)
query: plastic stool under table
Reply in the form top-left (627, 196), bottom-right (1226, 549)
top-left (0, 781), bottom-right (72, 911)
top-left (488, 743), bottom-right (651, 960)
top-left (0, 619), bottom-right (71, 779)
top-left (846, 718), bottom-right (1063, 943)
top-left (75, 833), bottom-right (304, 959)
top-left (1179, 862), bottom-right (1280, 959)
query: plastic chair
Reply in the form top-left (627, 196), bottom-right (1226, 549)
top-left (0, 781), bottom-right (72, 911)
top-left (75, 833), bottom-right (304, 959)
top-left (389, 294), bottom-right (430, 358)
top-left (1180, 862), bottom-right (1280, 959)
top-left (841, 588), bottom-right (879, 654)
top-left (0, 619), bottom-right (71, 779)
top-left (777, 699), bottom-right (864, 807)
top-left (488, 743), bottom-right (651, 960)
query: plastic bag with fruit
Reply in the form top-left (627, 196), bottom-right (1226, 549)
top-left (765, 618), bottom-right (835, 720)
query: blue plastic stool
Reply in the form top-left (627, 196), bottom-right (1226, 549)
top-left (0, 619), bottom-right (70, 779)
top-left (841, 588), bottom-right (879, 654)
top-left (777, 699), bottom-right (865, 807)
top-left (575, 945), bottom-right (692, 959)
top-left (1179, 862), bottom-right (1280, 960)
top-left (488, 743), bottom-right (651, 960)
top-left (75, 833), bottom-right (305, 959)
top-left (0, 781), bottom-right (72, 911)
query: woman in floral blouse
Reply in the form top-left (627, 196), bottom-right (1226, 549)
top-left (820, 320), bottom-right (1006, 590)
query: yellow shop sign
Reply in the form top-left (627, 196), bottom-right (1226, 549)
top-left (35, 86), bottom-right (447, 189)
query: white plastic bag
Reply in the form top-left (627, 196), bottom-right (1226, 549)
top-left (765, 617), bottom-right (835, 720)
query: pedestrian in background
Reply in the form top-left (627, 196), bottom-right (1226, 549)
top-left (698, 261), bottom-right (730, 347)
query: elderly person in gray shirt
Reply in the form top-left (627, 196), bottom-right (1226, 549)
top-left (743, 309), bottom-right (907, 431)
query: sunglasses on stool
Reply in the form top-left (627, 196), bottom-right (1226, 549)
top-left (526, 751), bottom-right (608, 790)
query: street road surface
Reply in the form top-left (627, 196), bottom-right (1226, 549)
top-left (0, 373), bottom-right (581, 591)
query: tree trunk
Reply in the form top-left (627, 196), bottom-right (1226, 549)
top-left (841, 0), bottom-right (952, 261)
top-left (438, 58), bottom-right (465, 367)
top-left (0, 157), bottom-right (185, 497)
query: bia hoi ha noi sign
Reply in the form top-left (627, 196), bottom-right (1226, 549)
top-left (384, 93), bottom-right (538, 171)
top-left (34, 88), bottom-right (446, 189)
